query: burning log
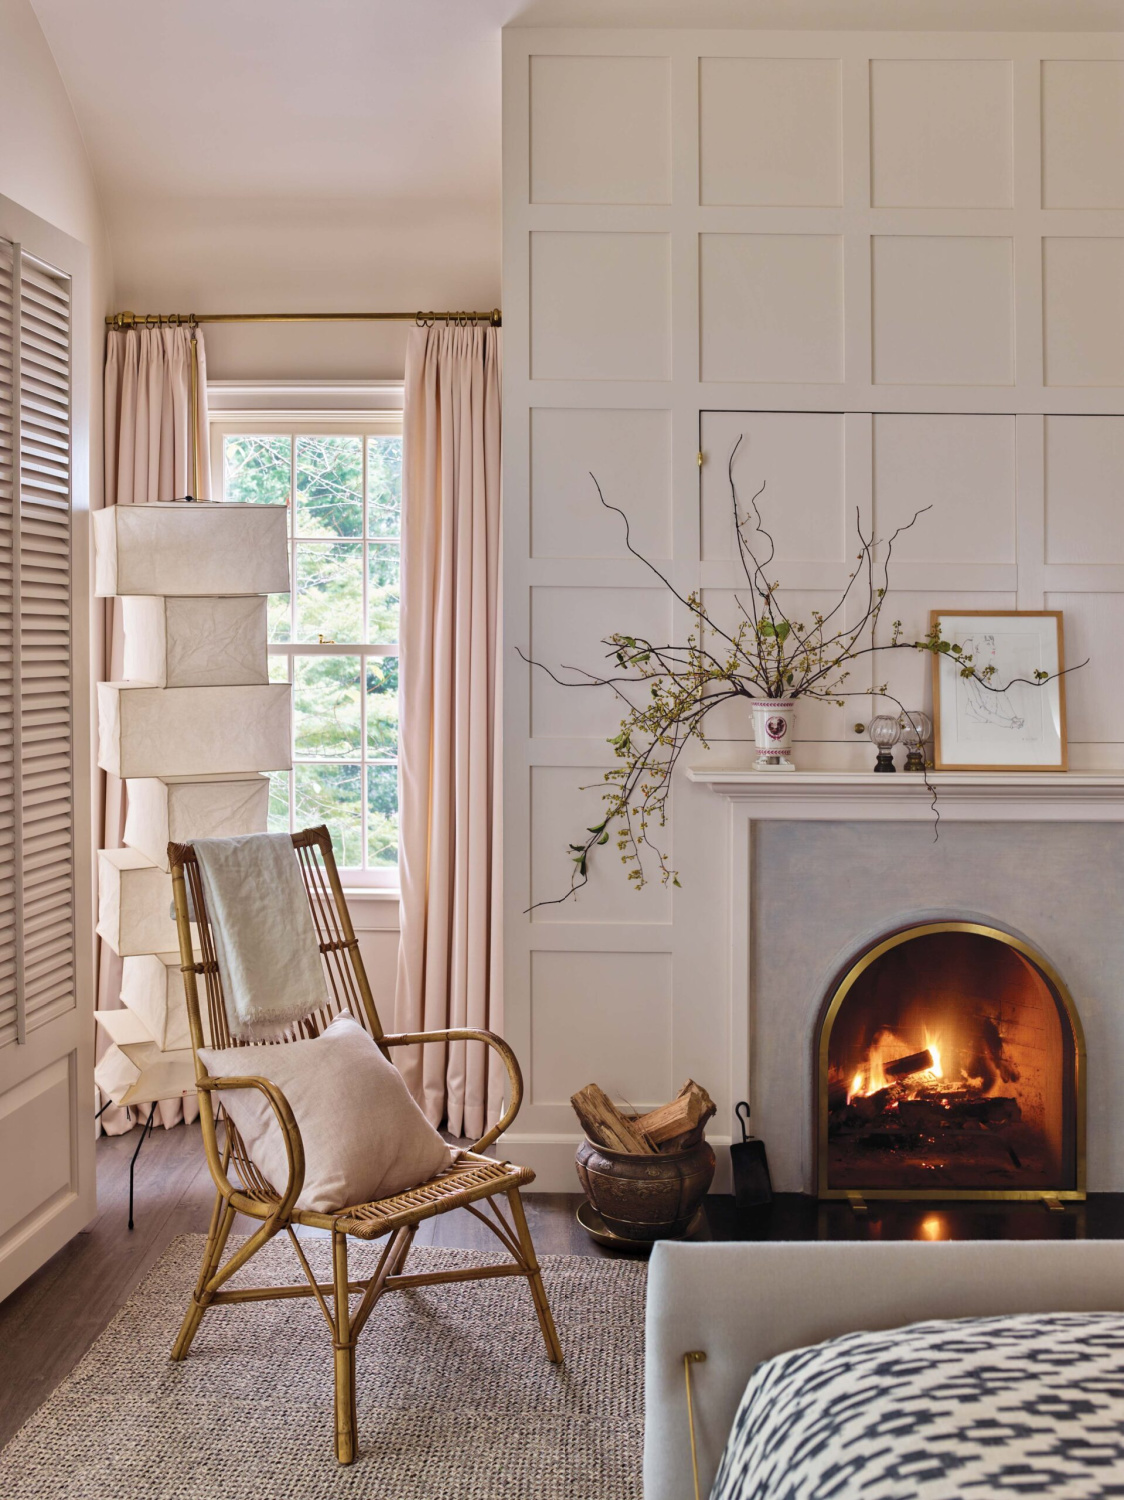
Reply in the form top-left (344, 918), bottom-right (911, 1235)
top-left (848, 1088), bottom-right (892, 1123)
top-left (959, 1096), bottom-right (1021, 1126)
top-left (896, 1100), bottom-right (947, 1131)
top-left (883, 1048), bottom-right (936, 1080)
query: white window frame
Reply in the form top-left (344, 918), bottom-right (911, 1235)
top-left (209, 399), bottom-right (403, 890)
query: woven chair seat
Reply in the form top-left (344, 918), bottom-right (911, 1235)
top-left (299, 1152), bottom-right (534, 1239)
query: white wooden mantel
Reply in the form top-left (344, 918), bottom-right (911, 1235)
top-left (685, 769), bottom-right (1124, 821)
top-left (686, 767), bottom-right (1124, 1150)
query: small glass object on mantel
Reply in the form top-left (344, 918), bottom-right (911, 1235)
top-left (868, 714), bottom-right (901, 772)
top-left (899, 710), bottom-right (933, 773)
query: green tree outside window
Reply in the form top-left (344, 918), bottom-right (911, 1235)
top-left (223, 429), bottom-right (402, 876)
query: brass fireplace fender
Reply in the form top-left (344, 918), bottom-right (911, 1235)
top-left (815, 920), bottom-right (1087, 1203)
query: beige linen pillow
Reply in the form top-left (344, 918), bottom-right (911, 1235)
top-left (199, 1014), bottom-right (452, 1213)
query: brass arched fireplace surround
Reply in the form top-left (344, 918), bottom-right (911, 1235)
top-left (817, 922), bottom-right (1085, 1203)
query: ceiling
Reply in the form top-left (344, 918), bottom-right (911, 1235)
top-left (28, 0), bottom-right (1124, 377)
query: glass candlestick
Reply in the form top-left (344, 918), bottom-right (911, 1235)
top-left (899, 710), bottom-right (933, 773)
top-left (868, 714), bottom-right (900, 772)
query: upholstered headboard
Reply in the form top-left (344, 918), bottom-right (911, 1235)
top-left (644, 1238), bottom-right (1124, 1500)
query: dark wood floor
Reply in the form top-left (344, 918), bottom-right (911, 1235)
top-left (0, 1122), bottom-right (1119, 1448)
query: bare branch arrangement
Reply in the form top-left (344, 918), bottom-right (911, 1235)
top-left (520, 438), bottom-right (1083, 908)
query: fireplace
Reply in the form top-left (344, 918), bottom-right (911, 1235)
top-left (816, 922), bottom-right (1085, 1202)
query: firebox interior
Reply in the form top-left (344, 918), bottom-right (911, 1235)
top-left (817, 924), bottom-right (1083, 1200)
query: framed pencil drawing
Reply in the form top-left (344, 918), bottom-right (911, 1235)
top-left (929, 610), bottom-right (1067, 772)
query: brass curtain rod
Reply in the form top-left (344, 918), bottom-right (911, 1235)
top-left (106, 308), bottom-right (502, 328)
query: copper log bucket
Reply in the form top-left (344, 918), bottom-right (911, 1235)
top-left (575, 1137), bottom-right (716, 1242)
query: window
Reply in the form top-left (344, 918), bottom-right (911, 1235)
top-left (210, 418), bottom-right (401, 885)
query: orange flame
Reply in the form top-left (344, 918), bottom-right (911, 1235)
top-left (848, 1029), bottom-right (944, 1101)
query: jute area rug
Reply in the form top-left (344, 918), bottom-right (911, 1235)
top-left (0, 1235), bottom-right (647, 1500)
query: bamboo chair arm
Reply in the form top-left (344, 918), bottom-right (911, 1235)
top-left (197, 1074), bottom-right (306, 1217)
top-left (379, 1028), bottom-right (524, 1153)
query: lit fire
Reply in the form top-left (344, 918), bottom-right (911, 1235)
top-left (927, 1037), bottom-right (942, 1079)
top-left (846, 1029), bottom-right (944, 1103)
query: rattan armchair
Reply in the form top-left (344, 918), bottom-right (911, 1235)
top-left (167, 826), bottom-right (562, 1465)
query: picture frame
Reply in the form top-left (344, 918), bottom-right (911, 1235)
top-left (929, 610), bottom-right (1067, 772)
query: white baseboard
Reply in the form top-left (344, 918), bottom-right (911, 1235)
top-left (499, 1132), bottom-right (734, 1195)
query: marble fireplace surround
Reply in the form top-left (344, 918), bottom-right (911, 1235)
top-left (688, 771), bottom-right (1124, 1195)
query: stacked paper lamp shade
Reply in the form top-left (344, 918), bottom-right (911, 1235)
top-left (93, 502), bottom-right (291, 1110)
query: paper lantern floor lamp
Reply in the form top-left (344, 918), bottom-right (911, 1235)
top-left (93, 502), bottom-right (291, 1116)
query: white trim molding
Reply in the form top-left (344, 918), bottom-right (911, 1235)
top-left (207, 380), bottom-right (404, 415)
top-left (687, 768), bottom-right (1124, 821)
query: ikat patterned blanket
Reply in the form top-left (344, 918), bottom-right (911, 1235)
top-left (711, 1311), bottom-right (1124, 1499)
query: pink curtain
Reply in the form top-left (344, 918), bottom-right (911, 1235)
top-left (394, 324), bottom-right (503, 1142)
top-left (96, 326), bottom-right (210, 1135)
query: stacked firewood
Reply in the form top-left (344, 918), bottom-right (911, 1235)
top-left (571, 1079), bottom-right (716, 1154)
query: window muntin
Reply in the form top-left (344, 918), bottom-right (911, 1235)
top-left (214, 421), bottom-right (401, 884)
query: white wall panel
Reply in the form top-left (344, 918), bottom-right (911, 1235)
top-left (701, 411), bottom-right (846, 565)
top-left (530, 55), bottom-right (671, 205)
top-left (529, 585), bottom-right (672, 738)
top-left (1045, 416), bottom-right (1124, 565)
top-left (872, 236), bottom-right (1014, 386)
top-left (1043, 592), bottom-right (1122, 742)
top-left (873, 414), bottom-right (1017, 564)
top-left (530, 766), bottom-right (671, 924)
top-left (699, 57), bottom-right (841, 207)
top-left (530, 230), bottom-right (671, 381)
top-left (532, 407), bottom-right (672, 560)
top-left (1044, 238), bottom-right (1124, 388)
top-left (700, 233), bottom-right (844, 383)
top-left (870, 60), bottom-right (1013, 208)
top-left (529, 950), bottom-right (672, 1106)
top-left (504, 27), bottom-right (1124, 1190)
top-left (1042, 61), bottom-right (1124, 210)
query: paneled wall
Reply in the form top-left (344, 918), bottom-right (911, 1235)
top-left (502, 28), bottom-right (1124, 1188)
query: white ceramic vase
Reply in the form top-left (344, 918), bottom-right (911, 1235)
top-left (750, 699), bottom-right (797, 770)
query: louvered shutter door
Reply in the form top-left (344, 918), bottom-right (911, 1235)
top-left (0, 240), bottom-right (15, 1046)
top-left (17, 252), bottom-right (74, 1035)
top-left (0, 238), bottom-right (75, 1049)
